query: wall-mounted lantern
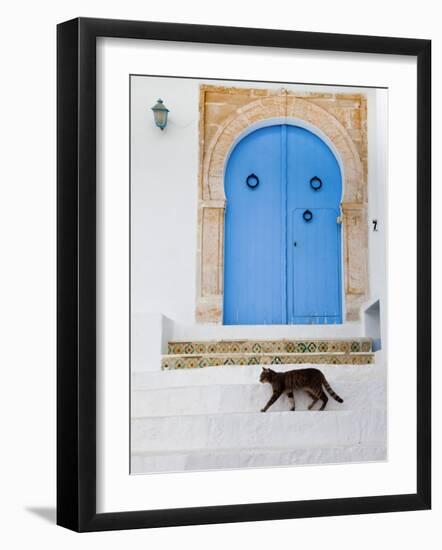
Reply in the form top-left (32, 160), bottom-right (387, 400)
top-left (151, 98), bottom-right (169, 130)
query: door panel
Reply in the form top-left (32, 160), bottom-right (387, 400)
top-left (289, 208), bottom-right (342, 324)
top-left (286, 126), bottom-right (342, 324)
top-left (223, 125), bottom-right (286, 325)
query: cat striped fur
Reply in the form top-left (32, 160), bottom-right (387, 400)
top-left (259, 367), bottom-right (344, 412)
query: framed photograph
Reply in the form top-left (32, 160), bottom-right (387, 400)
top-left (57, 17), bottom-right (431, 531)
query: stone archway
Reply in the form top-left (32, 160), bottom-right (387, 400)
top-left (196, 86), bottom-right (368, 324)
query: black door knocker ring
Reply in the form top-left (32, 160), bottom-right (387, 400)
top-left (310, 176), bottom-right (322, 191)
top-left (246, 173), bottom-right (259, 189)
top-left (303, 209), bottom-right (313, 222)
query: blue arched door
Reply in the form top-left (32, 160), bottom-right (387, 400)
top-left (223, 124), bottom-right (342, 325)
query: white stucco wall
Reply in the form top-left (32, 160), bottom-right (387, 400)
top-left (130, 76), bottom-right (388, 371)
top-left (131, 77), bottom-right (199, 324)
top-left (366, 89), bottom-right (388, 362)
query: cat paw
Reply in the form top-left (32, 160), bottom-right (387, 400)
top-left (260, 408), bottom-right (266, 413)
top-left (290, 407), bottom-right (295, 411)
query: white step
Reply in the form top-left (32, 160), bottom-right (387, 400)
top-left (132, 379), bottom-right (385, 417)
top-left (131, 444), bottom-right (386, 474)
top-left (169, 320), bottom-right (364, 341)
top-left (132, 362), bottom-right (382, 391)
top-left (131, 409), bottom-right (386, 453)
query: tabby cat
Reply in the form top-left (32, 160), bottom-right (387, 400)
top-left (259, 367), bottom-right (343, 412)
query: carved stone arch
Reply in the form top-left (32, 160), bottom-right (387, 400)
top-left (196, 87), bottom-right (368, 323)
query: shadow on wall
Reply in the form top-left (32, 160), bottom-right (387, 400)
top-left (364, 300), bottom-right (381, 351)
top-left (25, 506), bottom-right (56, 524)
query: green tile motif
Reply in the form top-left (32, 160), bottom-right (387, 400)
top-left (167, 338), bottom-right (372, 355)
top-left (163, 338), bottom-right (374, 370)
top-left (162, 353), bottom-right (374, 370)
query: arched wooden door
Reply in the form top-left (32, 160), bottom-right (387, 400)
top-left (223, 124), bottom-right (342, 325)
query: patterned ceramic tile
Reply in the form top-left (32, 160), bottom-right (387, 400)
top-left (163, 338), bottom-right (374, 369)
top-left (167, 338), bottom-right (372, 355)
top-left (361, 341), bottom-right (372, 352)
top-left (161, 352), bottom-right (375, 370)
top-left (168, 339), bottom-right (371, 355)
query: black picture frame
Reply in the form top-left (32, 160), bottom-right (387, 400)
top-left (57, 17), bottom-right (431, 532)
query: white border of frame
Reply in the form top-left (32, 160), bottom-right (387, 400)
top-left (96, 37), bottom-right (416, 513)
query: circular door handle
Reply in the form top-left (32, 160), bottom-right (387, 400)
top-left (303, 209), bottom-right (313, 222)
top-left (310, 176), bottom-right (322, 191)
top-left (246, 173), bottom-right (259, 189)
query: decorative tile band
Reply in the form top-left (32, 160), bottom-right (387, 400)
top-left (161, 353), bottom-right (375, 370)
top-left (167, 339), bottom-right (372, 355)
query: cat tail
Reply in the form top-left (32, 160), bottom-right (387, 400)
top-left (321, 374), bottom-right (344, 403)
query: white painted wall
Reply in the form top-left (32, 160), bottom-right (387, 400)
top-left (131, 77), bottom-right (388, 370)
top-left (131, 77), bottom-right (199, 323)
top-left (366, 89), bottom-right (388, 363)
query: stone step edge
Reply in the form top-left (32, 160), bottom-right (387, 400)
top-left (131, 442), bottom-right (385, 458)
top-left (130, 406), bottom-right (380, 420)
top-left (132, 379), bottom-right (379, 392)
top-left (168, 337), bottom-right (372, 344)
top-left (131, 407), bottom-right (385, 422)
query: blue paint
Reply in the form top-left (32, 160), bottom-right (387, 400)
top-left (223, 124), bottom-right (342, 325)
top-left (289, 208), bottom-right (342, 324)
top-left (286, 126), bottom-right (342, 324)
top-left (223, 125), bottom-right (285, 325)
